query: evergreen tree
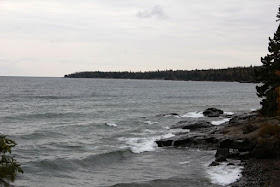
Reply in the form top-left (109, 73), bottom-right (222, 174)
top-left (256, 6), bottom-right (280, 116)
top-left (0, 135), bottom-right (23, 186)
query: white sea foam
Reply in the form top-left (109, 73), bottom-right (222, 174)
top-left (170, 128), bottom-right (190, 134)
top-left (164, 114), bottom-right (181, 118)
top-left (143, 121), bottom-right (159, 125)
top-left (224, 112), bottom-right (234, 115)
top-left (161, 133), bottom-right (175, 139)
top-left (206, 162), bottom-right (243, 186)
top-left (106, 122), bottom-right (117, 127)
top-left (132, 129), bottom-right (156, 136)
top-left (181, 111), bottom-right (204, 118)
top-left (211, 118), bottom-right (230, 125)
top-left (178, 161), bottom-right (191, 165)
top-left (118, 133), bottom-right (175, 154)
top-left (124, 137), bottom-right (157, 153)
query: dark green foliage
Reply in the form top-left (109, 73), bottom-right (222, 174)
top-left (64, 66), bottom-right (259, 83)
top-left (277, 6), bottom-right (280, 22)
top-left (0, 135), bottom-right (23, 186)
top-left (256, 6), bottom-right (280, 116)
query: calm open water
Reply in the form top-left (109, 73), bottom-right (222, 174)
top-left (0, 77), bottom-right (260, 187)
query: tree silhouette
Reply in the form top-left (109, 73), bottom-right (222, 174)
top-left (0, 135), bottom-right (23, 186)
top-left (256, 6), bottom-right (280, 116)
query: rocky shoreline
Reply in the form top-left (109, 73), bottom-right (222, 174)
top-left (155, 108), bottom-right (280, 186)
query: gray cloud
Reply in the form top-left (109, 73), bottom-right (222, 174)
top-left (137, 5), bottom-right (167, 19)
top-left (0, 0), bottom-right (279, 76)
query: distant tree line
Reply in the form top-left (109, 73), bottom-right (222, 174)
top-left (64, 66), bottom-right (260, 83)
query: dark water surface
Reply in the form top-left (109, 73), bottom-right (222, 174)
top-left (0, 77), bottom-right (260, 186)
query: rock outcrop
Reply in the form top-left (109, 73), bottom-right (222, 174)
top-left (203, 108), bottom-right (224, 117)
top-left (170, 119), bottom-right (212, 130)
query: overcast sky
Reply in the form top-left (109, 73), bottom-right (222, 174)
top-left (0, 0), bottom-right (279, 77)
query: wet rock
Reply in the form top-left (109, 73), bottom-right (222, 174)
top-left (205, 136), bottom-right (220, 144)
top-left (215, 156), bottom-right (227, 162)
top-left (203, 108), bottom-right (224, 117)
top-left (170, 120), bottom-right (212, 130)
top-left (215, 147), bottom-right (229, 158)
top-left (209, 161), bottom-right (220, 166)
top-left (227, 163), bottom-right (235, 166)
top-left (162, 113), bottom-right (180, 117)
top-left (238, 151), bottom-right (251, 160)
top-left (157, 113), bottom-right (180, 118)
top-left (228, 149), bottom-right (240, 159)
top-left (156, 133), bottom-right (211, 148)
top-left (155, 139), bottom-right (173, 147)
top-left (219, 138), bottom-right (255, 152)
top-left (229, 112), bottom-right (257, 124)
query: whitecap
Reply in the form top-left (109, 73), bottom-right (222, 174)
top-left (211, 118), bottom-right (230, 125)
top-left (131, 129), bottom-right (156, 136)
top-left (170, 128), bottom-right (190, 134)
top-left (178, 161), bottom-right (191, 165)
top-left (106, 122), bottom-right (117, 127)
top-left (119, 137), bottom-right (157, 153)
top-left (143, 121), bottom-right (159, 125)
top-left (164, 114), bottom-right (181, 118)
top-left (181, 111), bottom-right (204, 118)
top-left (224, 112), bottom-right (234, 115)
top-left (118, 133), bottom-right (175, 154)
top-left (161, 133), bottom-right (175, 139)
top-left (206, 162), bottom-right (243, 186)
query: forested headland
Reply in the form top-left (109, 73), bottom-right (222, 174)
top-left (64, 66), bottom-right (259, 83)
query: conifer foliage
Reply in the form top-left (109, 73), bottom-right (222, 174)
top-left (256, 6), bottom-right (280, 116)
top-left (0, 135), bottom-right (23, 186)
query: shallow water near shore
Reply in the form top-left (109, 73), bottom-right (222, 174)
top-left (0, 77), bottom-right (260, 186)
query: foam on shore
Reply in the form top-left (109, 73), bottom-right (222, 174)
top-left (211, 118), bottom-right (230, 125)
top-left (224, 112), bottom-right (234, 115)
top-left (181, 111), bottom-right (204, 118)
top-left (206, 162), bottom-right (243, 186)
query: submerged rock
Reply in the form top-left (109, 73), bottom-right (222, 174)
top-left (158, 113), bottom-right (180, 117)
top-left (209, 161), bottom-right (220, 166)
top-left (215, 156), bottom-right (227, 162)
top-left (203, 108), bottom-right (224, 117)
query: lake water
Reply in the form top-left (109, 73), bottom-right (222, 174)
top-left (0, 77), bottom-right (261, 187)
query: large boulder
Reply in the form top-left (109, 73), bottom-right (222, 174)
top-left (219, 138), bottom-right (255, 152)
top-left (170, 119), bottom-right (212, 130)
top-left (203, 108), bottom-right (224, 117)
top-left (215, 147), bottom-right (229, 158)
top-left (156, 133), bottom-right (209, 148)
